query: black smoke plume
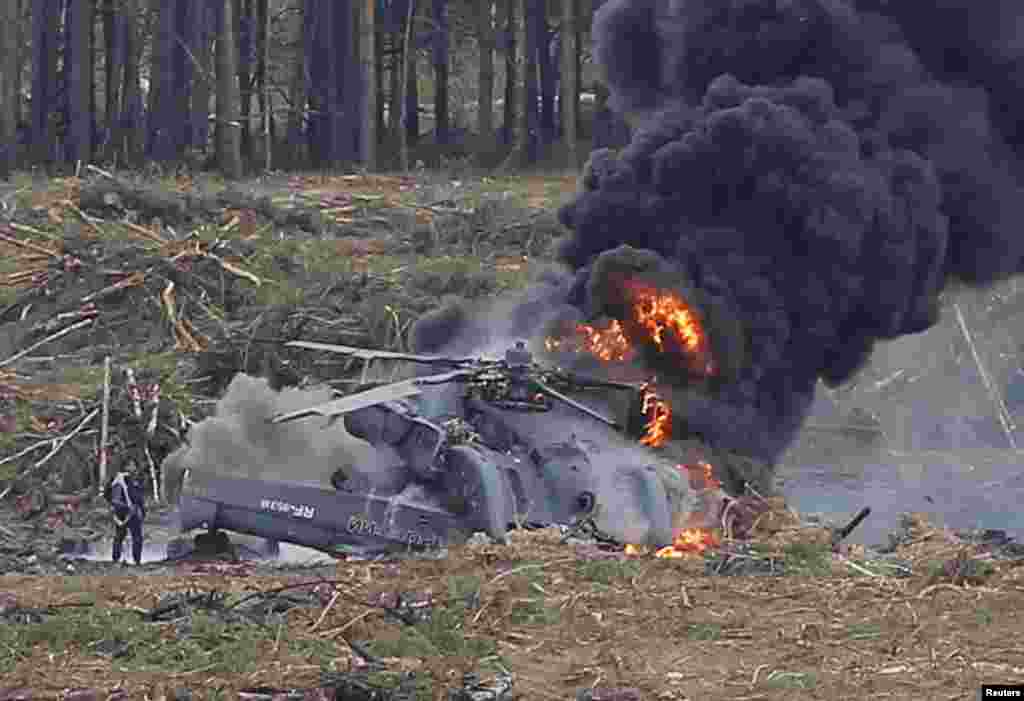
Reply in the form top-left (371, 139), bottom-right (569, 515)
top-left (415, 0), bottom-right (1024, 467)
top-left (550, 0), bottom-right (1024, 463)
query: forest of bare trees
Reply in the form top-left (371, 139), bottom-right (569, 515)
top-left (0, 0), bottom-right (626, 180)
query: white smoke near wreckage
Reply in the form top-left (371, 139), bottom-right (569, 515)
top-left (162, 374), bottom-right (388, 498)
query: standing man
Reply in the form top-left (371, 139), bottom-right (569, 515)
top-left (104, 466), bottom-right (146, 565)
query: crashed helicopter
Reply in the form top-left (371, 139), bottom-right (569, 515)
top-left (174, 338), bottom-right (702, 557)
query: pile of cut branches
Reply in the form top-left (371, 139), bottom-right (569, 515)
top-left (0, 358), bottom-right (185, 502)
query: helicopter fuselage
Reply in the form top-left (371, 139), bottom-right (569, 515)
top-left (176, 378), bottom-right (685, 556)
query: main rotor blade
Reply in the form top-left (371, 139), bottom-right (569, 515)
top-left (270, 381), bottom-right (424, 424)
top-left (285, 341), bottom-right (475, 366)
top-left (269, 369), bottom-right (475, 424)
top-left (534, 381), bottom-right (622, 429)
top-left (558, 371), bottom-right (641, 391)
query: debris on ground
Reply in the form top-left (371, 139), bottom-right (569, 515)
top-left (576, 688), bottom-right (642, 701)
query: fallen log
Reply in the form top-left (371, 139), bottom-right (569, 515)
top-left (217, 187), bottom-right (327, 235)
top-left (78, 176), bottom-right (327, 235)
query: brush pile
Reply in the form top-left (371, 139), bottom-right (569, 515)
top-left (0, 361), bottom-right (183, 505)
top-left (0, 171), bottom-right (568, 513)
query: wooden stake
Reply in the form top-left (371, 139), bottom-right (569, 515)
top-left (98, 356), bottom-right (112, 490)
top-left (145, 444), bottom-right (160, 504)
top-left (125, 368), bottom-right (143, 419)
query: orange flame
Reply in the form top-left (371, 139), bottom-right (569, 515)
top-left (654, 527), bottom-right (722, 558)
top-left (685, 460), bottom-right (721, 491)
top-left (627, 462), bottom-right (724, 558)
top-left (545, 319), bottom-right (634, 362)
top-left (543, 280), bottom-right (715, 377)
top-left (639, 381), bottom-right (672, 447)
top-left (624, 283), bottom-right (715, 377)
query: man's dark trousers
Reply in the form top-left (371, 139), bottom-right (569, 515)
top-left (112, 512), bottom-right (144, 565)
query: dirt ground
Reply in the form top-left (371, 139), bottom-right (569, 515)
top-left (2, 521), bottom-right (1023, 701)
top-left (1, 171), bottom-right (1022, 700)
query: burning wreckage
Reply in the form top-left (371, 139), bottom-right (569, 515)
top-left (169, 264), bottom-right (748, 559)
top-left (171, 0), bottom-right (1024, 560)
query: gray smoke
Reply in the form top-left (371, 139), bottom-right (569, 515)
top-left (162, 374), bottom-right (380, 500)
top-left (409, 269), bottom-right (579, 357)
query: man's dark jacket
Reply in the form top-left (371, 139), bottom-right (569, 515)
top-left (104, 473), bottom-right (146, 521)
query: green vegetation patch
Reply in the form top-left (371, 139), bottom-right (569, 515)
top-left (577, 558), bottom-right (642, 586)
top-left (0, 401), bottom-right (35, 458)
top-left (0, 607), bottom-right (339, 676)
top-left (761, 670), bottom-right (818, 690)
top-left (504, 568), bottom-right (561, 627)
top-left (686, 622), bottom-right (722, 641)
top-left (366, 576), bottom-right (497, 660)
top-left (845, 622), bottom-right (883, 640)
top-left (780, 541), bottom-right (833, 576)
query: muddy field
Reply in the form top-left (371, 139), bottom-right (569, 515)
top-left (2, 521), bottom-right (1024, 700)
top-left (0, 171), bottom-right (1022, 700)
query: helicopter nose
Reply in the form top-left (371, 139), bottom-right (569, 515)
top-left (590, 466), bottom-right (674, 547)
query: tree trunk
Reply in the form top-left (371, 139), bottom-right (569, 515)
top-left (104, 0), bottom-right (130, 163)
top-left (560, 0), bottom-right (578, 168)
top-left (574, 0), bottom-right (583, 136)
top-left (398, 0), bottom-right (416, 170)
top-left (374, 15), bottom-right (385, 145)
top-left (146, 0), bottom-right (164, 158)
top-left (474, 1), bottom-right (494, 147)
top-left (323, 0), bottom-right (341, 167)
top-left (67, 0), bottom-right (94, 168)
top-left (189, 0), bottom-right (212, 153)
top-left (287, 0), bottom-right (308, 169)
top-left (148, 0), bottom-right (187, 162)
top-left (431, 0), bottom-right (447, 146)
top-left (388, 30), bottom-right (401, 141)
top-left (15, 0), bottom-right (28, 140)
top-left (345, 0), bottom-right (361, 164)
top-left (304, 0), bottom-right (324, 167)
top-left (524, 0), bottom-right (540, 161)
top-left (257, 0), bottom-right (270, 170)
top-left (0, 0), bottom-right (17, 177)
top-left (103, 0), bottom-right (121, 157)
top-left (499, 0), bottom-right (534, 171)
top-left (537, 0), bottom-right (555, 144)
top-left (31, 0), bottom-right (59, 166)
top-left (172, 0), bottom-right (190, 158)
top-left (359, 0), bottom-right (377, 169)
top-left (501, 0), bottom-right (515, 146)
top-left (236, 0), bottom-right (252, 161)
top-left (121, 0), bottom-right (144, 167)
top-left (407, 36), bottom-right (419, 147)
top-left (324, 0), bottom-right (356, 167)
top-left (216, 0), bottom-right (243, 178)
top-left (89, 2), bottom-right (97, 154)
